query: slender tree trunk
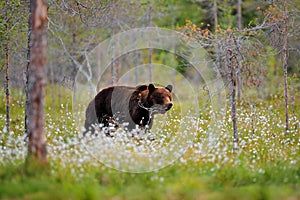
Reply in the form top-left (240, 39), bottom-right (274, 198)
top-left (27, 0), bottom-right (48, 164)
top-left (237, 64), bottom-right (242, 101)
top-left (236, 0), bottom-right (242, 101)
top-left (237, 0), bottom-right (242, 30)
top-left (72, 17), bottom-right (76, 44)
top-left (213, 0), bottom-right (223, 105)
top-left (282, 0), bottom-right (289, 133)
top-left (228, 49), bottom-right (238, 151)
top-left (213, 0), bottom-right (218, 30)
top-left (231, 67), bottom-right (238, 151)
top-left (25, 0), bottom-right (34, 136)
top-left (5, 15), bottom-right (10, 133)
top-left (71, 16), bottom-right (78, 100)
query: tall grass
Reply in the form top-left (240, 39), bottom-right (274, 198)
top-left (0, 85), bottom-right (299, 199)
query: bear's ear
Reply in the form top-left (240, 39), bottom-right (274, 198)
top-left (166, 85), bottom-right (173, 92)
top-left (148, 83), bottom-right (156, 94)
top-left (136, 84), bottom-right (148, 91)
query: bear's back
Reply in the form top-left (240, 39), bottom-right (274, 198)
top-left (94, 86), bottom-right (137, 116)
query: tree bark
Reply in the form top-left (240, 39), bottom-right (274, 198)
top-left (5, 14), bottom-right (10, 133)
top-left (282, 0), bottom-right (289, 133)
top-left (25, 0), bottom-right (34, 137)
top-left (27, 0), bottom-right (48, 164)
top-left (228, 48), bottom-right (238, 151)
top-left (231, 66), bottom-right (238, 151)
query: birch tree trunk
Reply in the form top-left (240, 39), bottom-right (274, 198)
top-left (27, 0), bottom-right (48, 164)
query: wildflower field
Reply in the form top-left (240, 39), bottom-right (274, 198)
top-left (0, 86), bottom-right (299, 200)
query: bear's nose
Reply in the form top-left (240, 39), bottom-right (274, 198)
top-left (166, 102), bottom-right (173, 110)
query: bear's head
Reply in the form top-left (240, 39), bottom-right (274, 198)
top-left (136, 83), bottom-right (173, 114)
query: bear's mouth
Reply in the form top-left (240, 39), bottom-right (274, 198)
top-left (150, 103), bottom-right (172, 114)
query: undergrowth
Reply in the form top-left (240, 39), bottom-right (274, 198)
top-left (0, 86), bottom-right (299, 199)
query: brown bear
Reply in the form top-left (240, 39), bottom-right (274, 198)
top-left (84, 83), bottom-right (173, 135)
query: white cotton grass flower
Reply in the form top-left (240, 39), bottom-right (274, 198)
top-left (0, 102), bottom-right (299, 179)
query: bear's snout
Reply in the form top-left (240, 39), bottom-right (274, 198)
top-left (165, 102), bottom-right (173, 111)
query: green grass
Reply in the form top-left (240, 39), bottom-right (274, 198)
top-left (0, 163), bottom-right (299, 200)
top-left (0, 85), bottom-right (299, 199)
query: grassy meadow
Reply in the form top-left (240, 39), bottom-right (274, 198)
top-left (0, 84), bottom-right (299, 200)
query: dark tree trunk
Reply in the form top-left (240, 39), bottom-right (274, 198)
top-left (231, 67), bottom-right (238, 151)
top-left (25, 0), bottom-right (34, 136)
top-left (27, 0), bottom-right (48, 164)
top-left (5, 14), bottom-right (10, 133)
top-left (228, 48), bottom-right (238, 151)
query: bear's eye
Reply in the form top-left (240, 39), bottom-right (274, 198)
top-left (153, 94), bottom-right (164, 104)
top-left (159, 96), bottom-right (166, 103)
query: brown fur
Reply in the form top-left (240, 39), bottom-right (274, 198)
top-left (84, 83), bottom-right (173, 134)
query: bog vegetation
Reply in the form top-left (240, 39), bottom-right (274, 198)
top-left (0, 0), bottom-right (299, 199)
